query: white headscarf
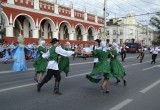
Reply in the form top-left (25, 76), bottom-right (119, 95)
top-left (38, 39), bottom-right (45, 46)
top-left (100, 41), bottom-right (106, 48)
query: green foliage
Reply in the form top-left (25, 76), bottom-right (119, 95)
top-left (150, 11), bottom-right (160, 45)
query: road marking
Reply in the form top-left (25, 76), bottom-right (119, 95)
top-left (0, 62), bottom-right (93, 74)
top-left (0, 58), bottom-right (159, 92)
top-left (0, 83), bottom-right (36, 92)
top-left (124, 59), bottom-right (160, 67)
top-left (66, 72), bottom-right (89, 78)
top-left (109, 99), bottom-right (133, 110)
top-left (140, 80), bottom-right (160, 93)
top-left (143, 65), bottom-right (160, 71)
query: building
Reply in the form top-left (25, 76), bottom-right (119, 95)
top-left (0, 0), bottom-right (104, 44)
top-left (107, 13), bottom-right (155, 45)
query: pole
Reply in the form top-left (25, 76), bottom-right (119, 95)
top-left (103, 0), bottom-right (107, 40)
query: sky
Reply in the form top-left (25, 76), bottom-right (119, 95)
top-left (46, 0), bottom-right (160, 25)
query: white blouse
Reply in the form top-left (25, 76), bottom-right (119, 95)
top-left (42, 46), bottom-right (74, 70)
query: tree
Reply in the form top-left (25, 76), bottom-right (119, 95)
top-left (150, 12), bottom-right (160, 45)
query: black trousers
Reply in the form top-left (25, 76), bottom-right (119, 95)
top-left (152, 54), bottom-right (157, 63)
top-left (43, 69), bottom-right (61, 83)
top-left (121, 51), bottom-right (126, 61)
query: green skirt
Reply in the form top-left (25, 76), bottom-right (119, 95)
top-left (33, 57), bottom-right (47, 74)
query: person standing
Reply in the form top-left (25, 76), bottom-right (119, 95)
top-left (150, 45), bottom-right (160, 64)
top-left (37, 38), bottom-right (75, 95)
top-left (121, 43), bottom-right (128, 62)
top-left (12, 35), bottom-right (31, 72)
top-left (33, 39), bottom-right (47, 83)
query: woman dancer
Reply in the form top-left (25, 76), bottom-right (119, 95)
top-left (109, 43), bottom-right (126, 86)
top-left (85, 40), bottom-right (112, 93)
top-left (12, 35), bottom-right (31, 72)
top-left (33, 39), bottom-right (47, 83)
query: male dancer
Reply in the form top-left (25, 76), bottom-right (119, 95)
top-left (37, 38), bottom-right (75, 95)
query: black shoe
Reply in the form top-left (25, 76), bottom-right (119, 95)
top-left (37, 83), bottom-right (41, 92)
top-left (54, 91), bottom-right (62, 95)
top-left (106, 90), bottom-right (110, 94)
top-left (123, 80), bottom-right (126, 86)
top-left (34, 77), bottom-right (38, 82)
top-left (115, 79), bottom-right (121, 84)
top-left (151, 61), bottom-right (153, 64)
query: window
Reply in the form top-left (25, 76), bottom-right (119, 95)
top-left (113, 39), bottom-right (116, 42)
top-left (120, 39), bottom-right (123, 44)
top-left (113, 30), bottom-right (116, 35)
top-left (120, 29), bottom-right (123, 35)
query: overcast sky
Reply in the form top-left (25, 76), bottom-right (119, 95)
top-left (46, 0), bottom-right (160, 24)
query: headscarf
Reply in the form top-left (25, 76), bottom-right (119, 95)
top-left (38, 39), bottom-right (45, 46)
top-left (17, 35), bottom-right (24, 43)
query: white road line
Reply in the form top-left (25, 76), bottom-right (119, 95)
top-left (109, 99), bottom-right (133, 110)
top-left (143, 65), bottom-right (159, 71)
top-left (66, 72), bottom-right (89, 78)
top-left (0, 73), bottom-right (91, 93)
top-left (140, 80), bottom-right (160, 93)
top-left (0, 83), bottom-right (36, 92)
top-left (0, 62), bottom-right (93, 74)
top-left (0, 58), bottom-right (159, 92)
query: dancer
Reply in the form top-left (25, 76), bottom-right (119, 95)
top-left (33, 39), bottom-right (47, 83)
top-left (85, 40), bottom-right (112, 93)
top-left (109, 43), bottom-right (126, 86)
top-left (37, 38), bottom-right (75, 95)
top-left (121, 43), bottom-right (128, 62)
top-left (150, 45), bottom-right (160, 64)
top-left (2, 43), bottom-right (11, 63)
top-left (58, 42), bottom-right (72, 77)
top-left (137, 45), bottom-right (145, 63)
top-left (12, 35), bottom-right (31, 72)
top-left (92, 39), bottom-right (101, 67)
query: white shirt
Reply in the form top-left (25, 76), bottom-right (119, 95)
top-left (150, 47), bottom-right (160, 54)
top-left (42, 46), bottom-right (74, 70)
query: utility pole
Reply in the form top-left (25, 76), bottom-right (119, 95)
top-left (103, 0), bottom-right (107, 40)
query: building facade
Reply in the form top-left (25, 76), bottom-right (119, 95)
top-left (0, 0), bottom-right (104, 44)
top-left (107, 13), bottom-right (155, 45)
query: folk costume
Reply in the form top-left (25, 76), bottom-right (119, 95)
top-left (37, 38), bottom-right (74, 95)
top-left (121, 43), bottom-right (128, 62)
top-left (58, 43), bottom-right (72, 77)
top-left (86, 40), bottom-right (113, 93)
top-left (33, 39), bottom-right (47, 83)
top-left (2, 44), bottom-right (11, 63)
top-left (137, 46), bottom-right (145, 63)
top-left (12, 35), bottom-right (31, 72)
top-left (109, 43), bottom-right (126, 86)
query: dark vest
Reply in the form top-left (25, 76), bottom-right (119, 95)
top-left (49, 46), bottom-right (58, 61)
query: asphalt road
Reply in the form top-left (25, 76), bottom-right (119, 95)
top-left (0, 52), bottom-right (160, 110)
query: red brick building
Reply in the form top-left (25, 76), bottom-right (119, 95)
top-left (0, 0), bottom-right (104, 44)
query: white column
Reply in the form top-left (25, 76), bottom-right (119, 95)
top-left (6, 25), bottom-right (13, 37)
top-left (69, 32), bottom-right (74, 40)
top-left (53, 30), bottom-right (59, 39)
top-left (7, 0), bottom-right (14, 4)
top-left (83, 33), bottom-right (88, 41)
top-left (32, 28), bottom-right (39, 38)
top-left (54, 4), bottom-right (59, 14)
top-left (84, 12), bottom-right (87, 21)
top-left (71, 9), bottom-right (74, 17)
top-left (34, 0), bottom-right (39, 10)
top-left (95, 16), bottom-right (98, 23)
